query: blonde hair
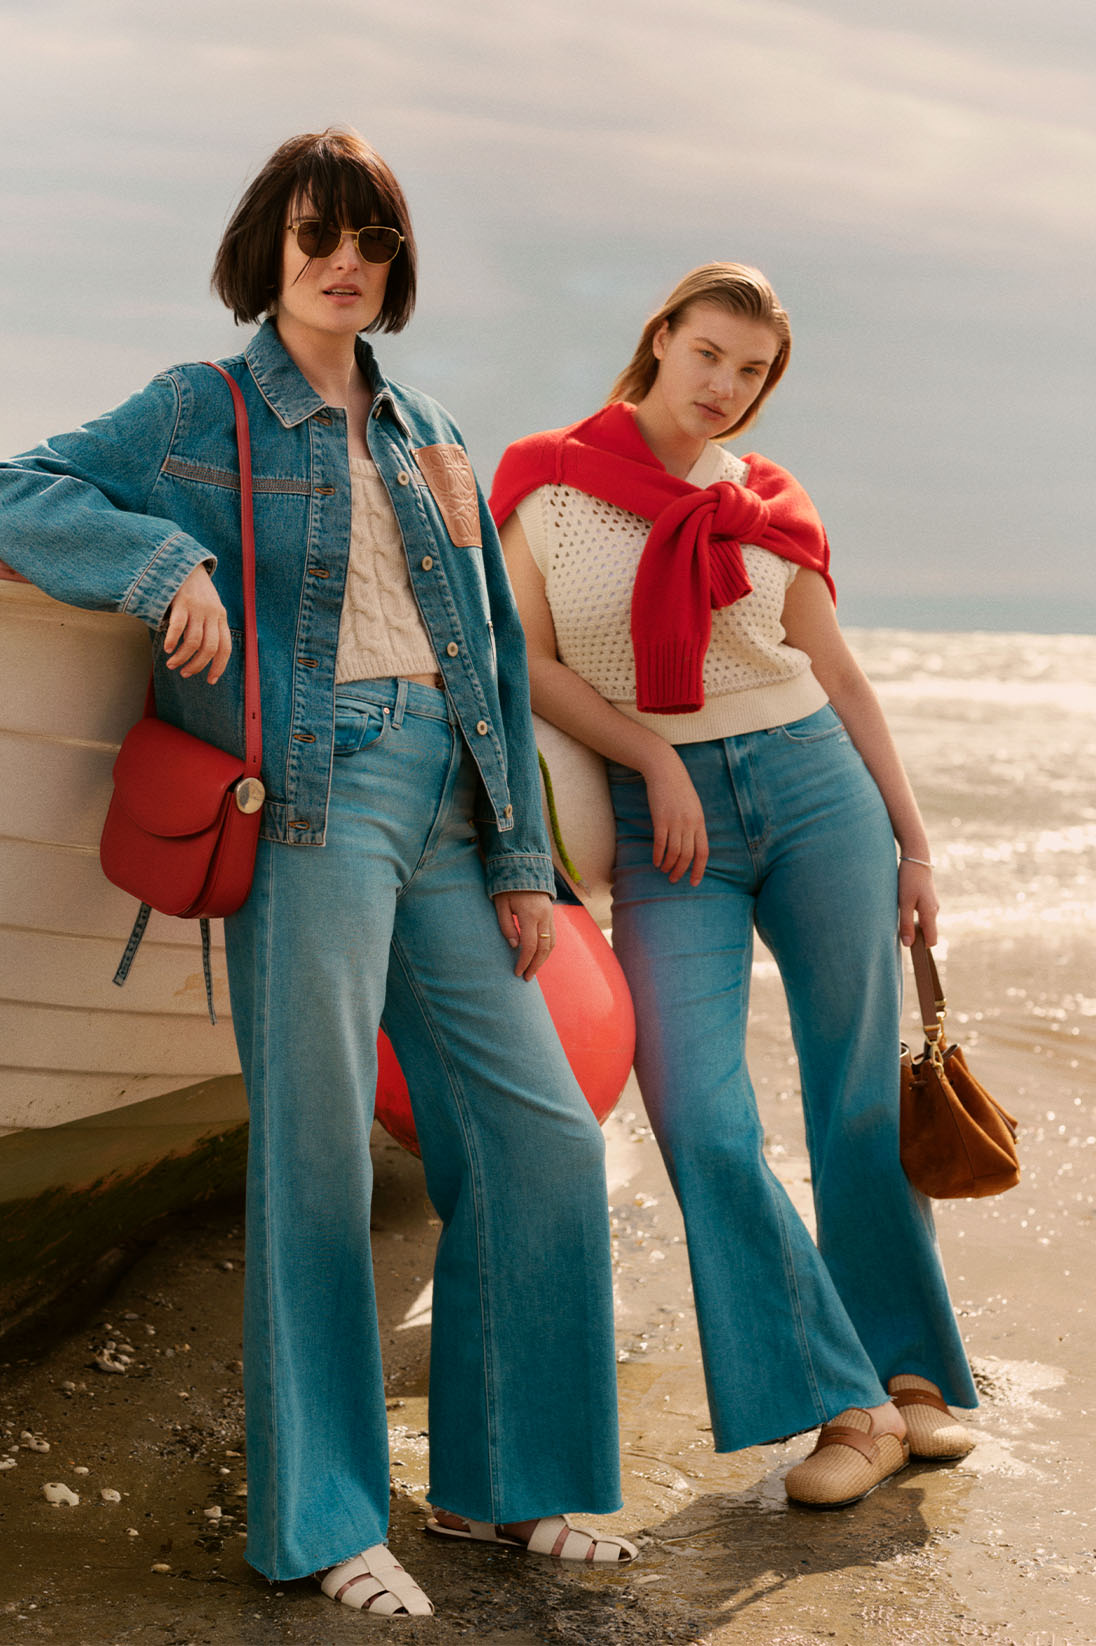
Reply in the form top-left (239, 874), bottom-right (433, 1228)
top-left (608, 263), bottom-right (791, 438)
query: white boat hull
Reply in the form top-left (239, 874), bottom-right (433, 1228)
top-left (0, 576), bottom-right (246, 1341)
top-left (0, 578), bottom-right (240, 1140)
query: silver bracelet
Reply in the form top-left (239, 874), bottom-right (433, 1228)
top-left (900, 854), bottom-right (932, 868)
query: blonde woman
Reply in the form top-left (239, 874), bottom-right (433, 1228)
top-left (492, 263), bottom-right (977, 1508)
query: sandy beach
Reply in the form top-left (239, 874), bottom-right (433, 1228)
top-left (3, 632), bottom-right (1094, 1643)
top-left (1, 972), bottom-right (1092, 1645)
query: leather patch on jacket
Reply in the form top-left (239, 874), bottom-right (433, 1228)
top-left (413, 444), bottom-right (482, 548)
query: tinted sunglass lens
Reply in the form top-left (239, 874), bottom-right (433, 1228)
top-left (358, 227), bottom-right (400, 264)
top-left (296, 221), bottom-right (341, 258)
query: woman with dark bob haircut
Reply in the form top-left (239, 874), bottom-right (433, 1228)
top-left (0, 129), bottom-right (635, 1615)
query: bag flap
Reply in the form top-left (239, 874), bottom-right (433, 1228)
top-left (111, 717), bottom-right (244, 837)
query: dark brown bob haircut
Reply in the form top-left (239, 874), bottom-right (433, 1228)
top-left (212, 128), bottom-right (417, 332)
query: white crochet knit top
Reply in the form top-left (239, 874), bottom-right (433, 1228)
top-left (515, 439), bottom-right (827, 743)
top-left (335, 456), bottom-right (438, 684)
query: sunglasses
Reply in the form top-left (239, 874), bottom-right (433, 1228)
top-left (286, 220), bottom-right (404, 266)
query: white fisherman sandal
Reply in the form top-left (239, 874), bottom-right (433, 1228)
top-left (424, 1511), bottom-right (638, 1562)
top-left (317, 1542), bottom-right (434, 1615)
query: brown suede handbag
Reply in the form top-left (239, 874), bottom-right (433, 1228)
top-left (899, 930), bottom-right (1020, 1199)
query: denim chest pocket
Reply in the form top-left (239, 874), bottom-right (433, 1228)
top-left (775, 707), bottom-right (848, 744)
top-left (160, 456), bottom-right (311, 498)
top-left (332, 701), bottom-right (390, 756)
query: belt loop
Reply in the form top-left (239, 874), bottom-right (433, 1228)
top-left (392, 677), bottom-right (408, 729)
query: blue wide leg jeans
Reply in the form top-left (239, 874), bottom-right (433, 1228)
top-left (607, 705), bottom-right (977, 1453)
top-left (225, 680), bottom-right (621, 1581)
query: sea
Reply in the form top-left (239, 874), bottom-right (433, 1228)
top-left (848, 629), bottom-right (1095, 943)
top-left (846, 628), bottom-right (1095, 1081)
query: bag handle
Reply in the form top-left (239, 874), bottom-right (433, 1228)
top-left (203, 362), bottom-right (262, 785)
top-left (909, 925), bottom-right (947, 1043)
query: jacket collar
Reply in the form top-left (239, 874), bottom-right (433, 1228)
top-left (245, 318), bottom-right (386, 429)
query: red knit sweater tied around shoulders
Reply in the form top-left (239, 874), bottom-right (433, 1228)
top-left (490, 401), bottom-right (834, 715)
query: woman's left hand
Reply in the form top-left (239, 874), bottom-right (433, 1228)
top-left (493, 891), bottom-right (555, 981)
top-left (899, 859), bottom-right (939, 948)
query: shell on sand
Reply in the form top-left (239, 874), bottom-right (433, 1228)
top-left (42, 1482), bottom-right (79, 1506)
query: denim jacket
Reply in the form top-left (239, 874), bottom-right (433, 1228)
top-left (0, 319), bottom-right (554, 897)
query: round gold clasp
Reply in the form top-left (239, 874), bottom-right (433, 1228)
top-left (234, 777), bottom-right (266, 815)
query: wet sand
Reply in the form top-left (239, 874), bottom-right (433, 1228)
top-left (1, 930), bottom-right (1092, 1646)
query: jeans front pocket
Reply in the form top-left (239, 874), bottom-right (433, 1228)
top-left (605, 758), bottom-right (644, 787)
top-left (332, 699), bottom-right (390, 757)
top-left (774, 705), bottom-right (848, 745)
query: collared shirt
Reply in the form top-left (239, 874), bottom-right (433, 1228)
top-left (0, 320), bottom-right (554, 896)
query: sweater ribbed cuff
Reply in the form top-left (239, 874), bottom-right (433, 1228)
top-left (634, 640), bottom-right (707, 715)
top-left (709, 541), bottom-right (752, 608)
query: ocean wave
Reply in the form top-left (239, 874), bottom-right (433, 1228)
top-left (875, 677), bottom-right (1096, 716)
top-left (849, 629), bottom-right (1096, 695)
top-left (938, 825), bottom-right (1096, 862)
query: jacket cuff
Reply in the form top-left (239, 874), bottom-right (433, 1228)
top-left (122, 533), bottom-right (218, 625)
top-left (484, 851), bottom-right (557, 899)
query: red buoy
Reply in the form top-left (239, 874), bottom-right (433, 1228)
top-left (374, 896), bottom-right (635, 1156)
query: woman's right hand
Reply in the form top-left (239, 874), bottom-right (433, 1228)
top-left (642, 746), bottom-right (709, 886)
top-left (899, 859), bottom-right (939, 948)
top-left (163, 563), bottom-right (232, 684)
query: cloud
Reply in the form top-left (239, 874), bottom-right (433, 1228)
top-left (5, 0), bottom-right (1092, 268)
top-left (2, 0), bottom-right (1092, 617)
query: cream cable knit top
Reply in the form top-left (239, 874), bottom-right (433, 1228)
top-left (515, 439), bottom-right (827, 743)
top-left (335, 456), bottom-right (438, 684)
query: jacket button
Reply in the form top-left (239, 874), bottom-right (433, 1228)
top-left (292, 731), bottom-right (315, 743)
top-left (314, 412), bottom-right (332, 425)
top-left (299, 656), bottom-right (318, 668)
top-left (446, 641), bottom-right (459, 657)
top-left (476, 720), bottom-right (488, 736)
top-left (290, 819), bottom-right (309, 830)
top-left (396, 471), bottom-right (410, 486)
top-left (421, 555), bottom-right (434, 571)
top-left (307, 565), bottom-right (329, 578)
top-left (504, 803), bottom-right (513, 817)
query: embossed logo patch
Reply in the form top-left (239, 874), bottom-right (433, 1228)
top-left (413, 444), bottom-right (482, 548)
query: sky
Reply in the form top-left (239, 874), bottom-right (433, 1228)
top-left (2, 0), bottom-right (1093, 630)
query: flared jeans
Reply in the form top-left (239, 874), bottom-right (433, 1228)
top-left (607, 705), bottom-right (977, 1452)
top-left (225, 680), bottom-right (621, 1580)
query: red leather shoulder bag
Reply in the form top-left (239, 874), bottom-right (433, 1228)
top-left (100, 363), bottom-right (264, 1020)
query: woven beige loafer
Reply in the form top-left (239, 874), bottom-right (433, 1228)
top-left (888, 1374), bottom-right (976, 1460)
top-left (785, 1407), bottom-right (910, 1508)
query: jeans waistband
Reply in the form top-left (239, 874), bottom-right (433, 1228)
top-left (334, 676), bottom-right (456, 727)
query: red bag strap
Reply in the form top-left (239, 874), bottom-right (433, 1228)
top-left (204, 362), bottom-right (261, 780)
